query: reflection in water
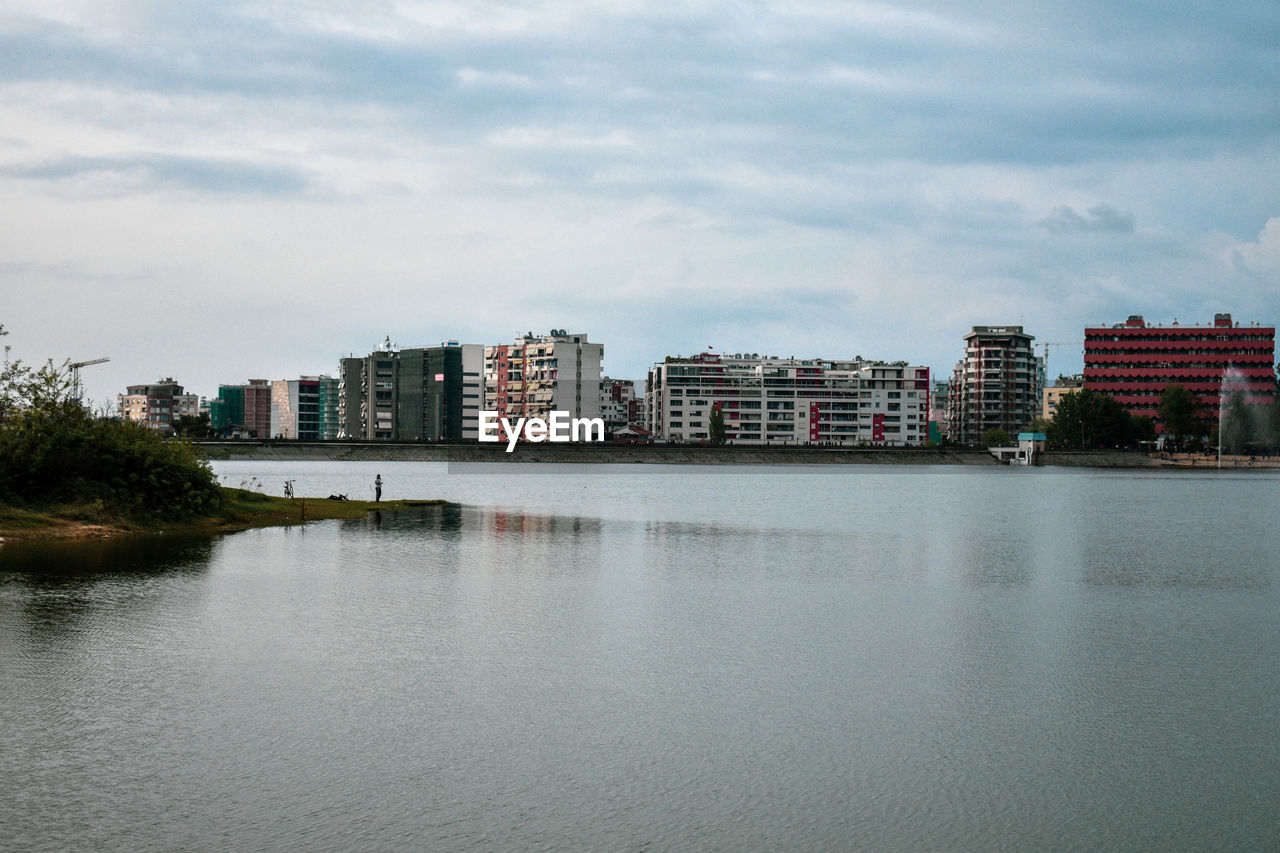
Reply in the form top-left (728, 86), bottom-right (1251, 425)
top-left (336, 502), bottom-right (464, 538)
top-left (0, 534), bottom-right (215, 580)
top-left (0, 535), bottom-right (216, 648)
top-left (2, 468), bottom-right (1279, 852)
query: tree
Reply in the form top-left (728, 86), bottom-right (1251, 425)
top-left (1046, 389), bottom-right (1145, 449)
top-left (980, 428), bottom-right (1010, 447)
top-left (1024, 416), bottom-right (1051, 435)
top-left (708, 403), bottom-right (726, 445)
top-left (0, 349), bottom-right (218, 519)
top-left (174, 412), bottom-right (214, 439)
top-left (1158, 384), bottom-right (1202, 445)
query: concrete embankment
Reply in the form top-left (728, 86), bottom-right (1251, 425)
top-left (197, 441), bottom-right (1161, 468)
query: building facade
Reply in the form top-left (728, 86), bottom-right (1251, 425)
top-left (1083, 314), bottom-right (1275, 430)
top-left (929, 380), bottom-right (950, 441)
top-left (338, 340), bottom-right (482, 440)
top-left (645, 353), bottom-right (931, 446)
top-left (118, 379), bottom-right (199, 434)
top-left (484, 331), bottom-right (604, 423)
top-left (600, 377), bottom-right (641, 431)
top-left (947, 326), bottom-right (1041, 445)
top-left (270, 376), bottom-right (334, 440)
top-left (1042, 375), bottom-right (1085, 420)
top-left (209, 379), bottom-right (272, 438)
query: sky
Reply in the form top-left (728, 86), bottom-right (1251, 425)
top-left (2, 0), bottom-right (1278, 409)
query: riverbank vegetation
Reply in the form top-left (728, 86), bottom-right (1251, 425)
top-left (0, 345), bottom-right (439, 541)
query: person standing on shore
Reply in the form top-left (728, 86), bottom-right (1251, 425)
top-left (374, 473), bottom-right (382, 502)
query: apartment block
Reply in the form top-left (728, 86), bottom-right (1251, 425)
top-left (338, 339), bottom-right (482, 440)
top-left (947, 326), bottom-right (1041, 444)
top-left (117, 378), bottom-right (199, 434)
top-left (270, 376), bottom-right (335, 439)
top-left (645, 353), bottom-right (931, 446)
top-left (485, 330), bottom-right (604, 422)
top-left (209, 379), bottom-right (272, 438)
top-left (600, 377), bottom-right (641, 431)
top-left (1083, 313), bottom-right (1275, 429)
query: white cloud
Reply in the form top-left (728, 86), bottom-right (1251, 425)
top-left (1230, 217), bottom-right (1280, 272)
top-left (0, 0), bottom-right (1277, 405)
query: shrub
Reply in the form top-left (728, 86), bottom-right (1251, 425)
top-left (0, 360), bottom-right (219, 520)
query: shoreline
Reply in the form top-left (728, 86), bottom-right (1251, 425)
top-left (0, 490), bottom-right (450, 544)
top-left (197, 440), bottom-right (1178, 468)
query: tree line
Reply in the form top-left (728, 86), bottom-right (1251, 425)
top-left (1032, 375), bottom-right (1280, 453)
top-left (0, 327), bottom-right (220, 519)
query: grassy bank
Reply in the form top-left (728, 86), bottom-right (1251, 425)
top-left (0, 487), bottom-right (447, 542)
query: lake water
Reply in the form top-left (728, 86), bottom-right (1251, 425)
top-left (2, 462), bottom-right (1278, 851)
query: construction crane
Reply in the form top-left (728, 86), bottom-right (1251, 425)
top-left (1039, 341), bottom-right (1082, 385)
top-left (69, 357), bottom-right (110, 403)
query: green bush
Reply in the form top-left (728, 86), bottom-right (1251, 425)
top-left (0, 359), bottom-right (220, 520)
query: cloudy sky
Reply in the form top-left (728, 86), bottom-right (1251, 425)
top-left (2, 1), bottom-right (1277, 407)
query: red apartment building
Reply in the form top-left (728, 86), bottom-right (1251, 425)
top-left (1083, 313), bottom-right (1275, 429)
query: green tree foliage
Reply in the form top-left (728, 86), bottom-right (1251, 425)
top-left (708, 403), bottom-right (726, 445)
top-left (1046, 389), bottom-right (1149, 449)
top-left (980, 428), bottom-right (1010, 447)
top-left (1158, 384), bottom-right (1203, 444)
top-left (173, 412), bottom-right (214, 439)
top-left (0, 356), bottom-right (219, 519)
top-left (1024, 417), bottom-right (1052, 435)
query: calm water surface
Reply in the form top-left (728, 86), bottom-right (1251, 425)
top-left (2, 463), bottom-right (1278, 851)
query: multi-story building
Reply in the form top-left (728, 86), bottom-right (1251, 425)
top-left (1042, 375), bottom-right (1085, 420)
top-left (271, 376), bottom-right (334, 439)
top-left (485, 331), bottom-right (604, 422)
top-left (947, 326), bottom-right (1041, 444)
top-left (316, 375), bottom-right (340, 440)
top-left (1083, 314), bottom-right (1275, 430)
top-left (338, 339), bottom-right (482, 440)
top-left (209, 379), bottom-right (272, 438)
top-left (645, 353), bottom-right (931, 445)
top-left (338, 340), bottom-right (399, 439)
top-left (929, 380), bottom-right (949, 441)
top-left (600, 377), bottom-right (641, 431)
top-left (118, 379), bottom-right (199, 434)
top-left (396, 342), bottom-right (484, 441)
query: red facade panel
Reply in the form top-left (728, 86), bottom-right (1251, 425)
top-left (1083, 319), bottom-right (1275, 432)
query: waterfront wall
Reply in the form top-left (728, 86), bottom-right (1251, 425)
top-left (197, 441), bottom-right (1162, 467)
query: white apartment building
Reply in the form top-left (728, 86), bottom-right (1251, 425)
top-left (458, 342), bottom-right (484, 441)
top-left (645, 353), bottom-right (932, 445)
top-left (600, 377), bottom-right (640, 430)
top-left (485, 330), bottom-right (604, 421)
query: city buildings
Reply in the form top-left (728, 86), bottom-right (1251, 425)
top-left (338, 339), bottom-right (483, 440)
top-left (117, 379), bottom-right (199, 434)
top-left (947, 326), bottom-right (1041, 444)
top-left (600, 377), bottom-right (641, 431)
top-left (645, 353), bottom-right (931, 445)
top-left (270, 376), bottom-right (338, 439)
top-left (1083, 314), bottom-right (1276, 430)
top-left (929, 380), bottom-right (950, 441)
top-left (1042, 375), bottom-right (1085, 420)
top-left (484, 331), bottom-right (604, 423)
top-left (209, 379), bottom-right (272, 438)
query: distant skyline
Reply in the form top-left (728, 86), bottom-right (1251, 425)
top-left (2, 1), bottom-right (1277, 407)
